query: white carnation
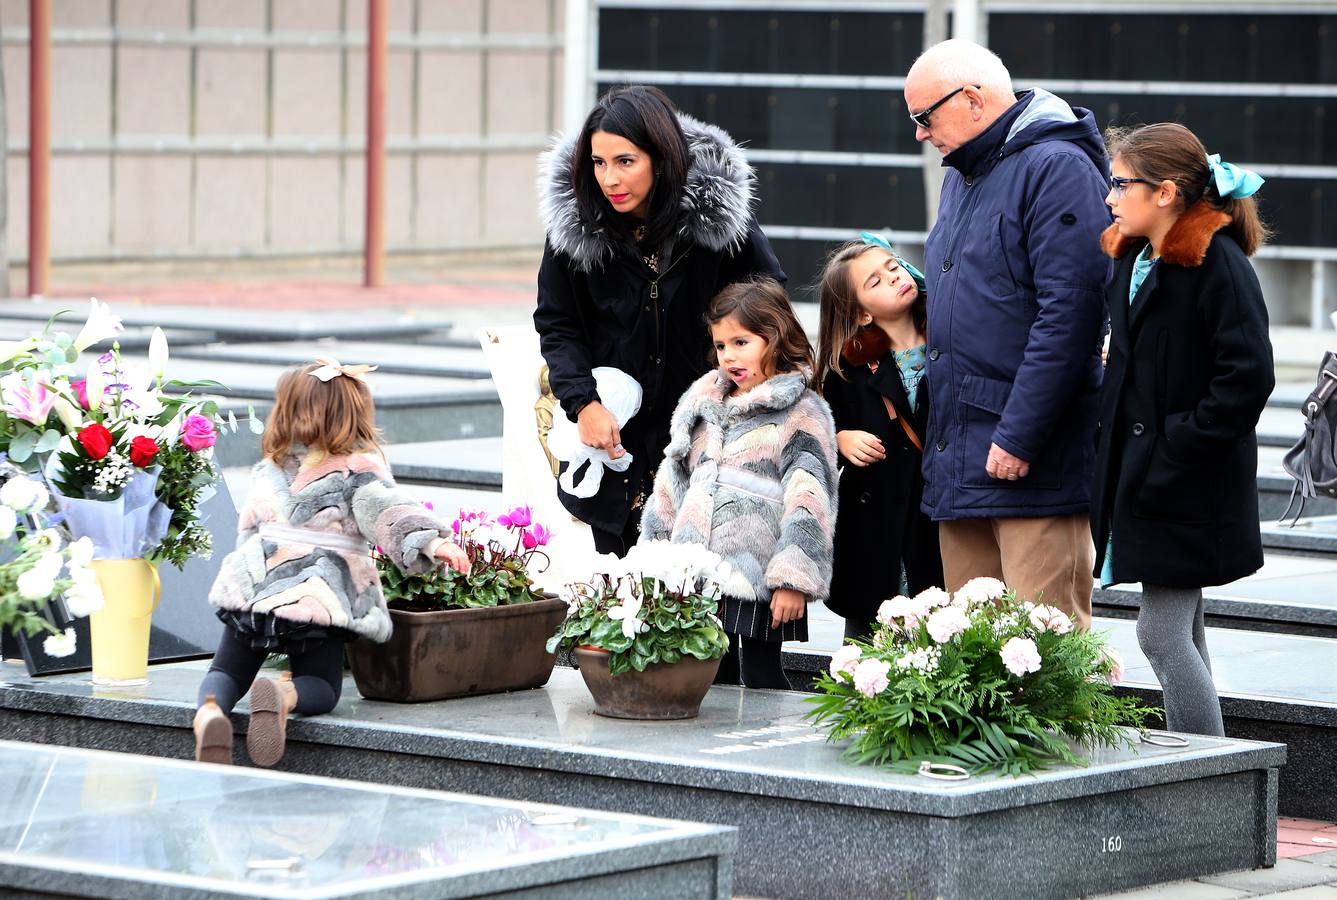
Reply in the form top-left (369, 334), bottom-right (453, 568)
top-left (17, 567), bottom-right (56, 601)
top-left (0, 505), bottom-right (15, 540)
top-left (42, 627), bottom-right (77, 658)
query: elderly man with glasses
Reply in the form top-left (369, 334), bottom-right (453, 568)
top-left (904, 39), bottom-right (1111, 628)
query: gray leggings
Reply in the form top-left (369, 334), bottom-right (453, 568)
top-left (1135, 585), bottom-right (1224, 736)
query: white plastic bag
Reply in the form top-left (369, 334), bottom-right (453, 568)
top-left (547, 367), bottom-right (642, 499)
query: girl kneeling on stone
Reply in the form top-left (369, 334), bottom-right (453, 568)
top-left (193, 359), bottom-right (468, 766)
top-left (640, 278), bottom-right (838, 689)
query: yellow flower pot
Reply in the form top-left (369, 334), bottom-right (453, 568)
top-left (88, 559), bottom-right (161, 685)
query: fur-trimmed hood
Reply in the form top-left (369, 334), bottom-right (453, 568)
top-left (537, 113), bottom-right (758, 272)
top-left (1101, 201), bottom-right (1232, 268)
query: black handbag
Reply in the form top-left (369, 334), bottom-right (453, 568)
top-left (1280, 350), bottom-right (1337, 523)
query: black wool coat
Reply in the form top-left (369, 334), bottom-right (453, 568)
top-left (533, 114), bottom-right (785, 535)
top-left (1091, 202), bottom-right (1274, 588)
top-left (823, 337), bottom-right (943, 624)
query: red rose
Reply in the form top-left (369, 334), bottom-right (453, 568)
top-left (129, 436), bottom-right (160, 468)
top-left (76, 424), bottom-right (114, 460)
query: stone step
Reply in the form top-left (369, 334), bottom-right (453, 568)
top-left (0, 317), bottom-right (218, 352)
top-left (0, 661), bottom-right (1282, 899)
top-left (172, 339), bottom-right (491, 380)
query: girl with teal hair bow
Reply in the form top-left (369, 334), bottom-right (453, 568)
top-left (1092, 122), bottom-right (1274, 738)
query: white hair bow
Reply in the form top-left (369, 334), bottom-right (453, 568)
top-left (309, 356), bottom-right (378, 383)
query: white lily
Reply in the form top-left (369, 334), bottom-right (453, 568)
top-left (73, 298), bottom-right (123, 353)
top-left (85, 359), bottom-right (105, 412)
top-left (148, 327), bottom-right (169, 379)
top-left (52, 394), bottom-right (82, 431)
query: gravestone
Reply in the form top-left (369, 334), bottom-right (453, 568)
top-left (0, 739), bottom-right (734, 899)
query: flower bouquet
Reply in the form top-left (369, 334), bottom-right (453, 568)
top-left (805, 578), bottom-right (1153, 775)
top-left (547, 541), bottom-right (732, 719)
top-left (375, 504), bottom-right (550, 611)
top-left (0, 300), bottom-right (252, 681)
top-left (349, 504), bottom-right (568, 702)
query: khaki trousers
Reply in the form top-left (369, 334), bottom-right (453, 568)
top-left (938, 513), bottom-right (1094, 629)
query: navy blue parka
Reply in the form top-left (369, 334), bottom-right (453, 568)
top-left (921, 89), bottom-right (1112, 520)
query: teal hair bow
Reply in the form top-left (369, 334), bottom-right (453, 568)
top-left (1206, 154), bottom-right (1264, 200)
top-left (858, 231), bottom-right (926, 296)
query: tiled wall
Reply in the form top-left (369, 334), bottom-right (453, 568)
top-left (0, 0), bottom-right (564, 262)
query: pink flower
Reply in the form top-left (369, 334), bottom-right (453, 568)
top-left (3, 382), bottom-right (56, 425)
top-left (422, 500), bottom-right (435, 512)
top-left (71, 379), bottom-right (95, 410)
top-left (521, 523), bottom-right (551, 550)
top-left (1000, 637), bottom-right (1042, 677)
top-left (925, 606), bottom-right (970, 644)
top-left (1102, 646), bottom-right (1125, 685)
top-left (876, 596), bottom-right (910, 629)
top-left (828, 644), bottom-right (862, 679)
top-left (852, 658), bottom-right (892, 698)
top-left (913, 586), bottom-right (952, 609)
top-left (498, 504), bottom-right (533, 529)
top-left (180, 414), bottom-right (217, 451)
top-left (953, 576), bottom-right (1007, 607)
top-left (1028, 604), bottom-right (1073, 635)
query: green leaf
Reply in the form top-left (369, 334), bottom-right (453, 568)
top-left (8, 429), bottom-right (38, 463)
top-left (34, 429), bottom-right (62, 454)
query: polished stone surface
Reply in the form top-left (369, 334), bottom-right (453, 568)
top-left (1261, 515), bottom-right (1337, 554)
top-left (386, 438), bottom-right (504, 488)
top-left (0, 740), bottom-right (734, 899)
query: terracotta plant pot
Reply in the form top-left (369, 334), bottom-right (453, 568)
top-left (573, 647), bottom-right (721, 720)
top-left (347, 597), bottom-right (568, 702)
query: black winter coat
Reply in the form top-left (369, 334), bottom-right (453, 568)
top-left (824, 346), bottom-right (943, 624)
top-left (1091, 203), bottom-right (1274, 588)
top-left (534, 114), bottom-right (785, 535)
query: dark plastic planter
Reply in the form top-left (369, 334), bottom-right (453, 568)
top-left (347, 597), bottom-right (568, 702)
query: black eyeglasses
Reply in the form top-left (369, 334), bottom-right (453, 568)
top-left (909, 84), bottom-right (979, 129)
top-left (1109, 176), bottom-right (1157, 198)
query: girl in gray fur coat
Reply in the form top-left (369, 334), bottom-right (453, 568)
top-left (640, 278), bottom-right (838, 689)
top-left (192, 360), bottom-right (468, 767)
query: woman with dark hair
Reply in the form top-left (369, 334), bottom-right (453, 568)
top-left (534, 85), bottom-right (785, 555)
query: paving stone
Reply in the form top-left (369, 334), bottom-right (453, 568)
top-left (1199, 859), bottom-right (1337, 893)
top-left (1264, 886), bottom-right (1337, 899)
top-left (1086, 878), bottom-right (1248, 898)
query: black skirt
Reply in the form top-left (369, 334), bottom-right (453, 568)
top-left (216, 609), bottom-right (355, 656)
top-left (718, 595), bottom-right (808, 643)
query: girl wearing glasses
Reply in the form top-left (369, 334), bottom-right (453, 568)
top-left (1091, 122), bottom-right (1273, 736)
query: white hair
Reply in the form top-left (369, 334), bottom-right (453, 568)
top-left (908, 39), bottom-right (1013, 97)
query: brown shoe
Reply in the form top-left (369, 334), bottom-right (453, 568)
top-left (193, 695), bottom-right (233, 765)
top-left (246, 672), bottom-right (297, 767)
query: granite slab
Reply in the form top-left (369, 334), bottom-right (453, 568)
top-left (1260, 516), bottom-right (1337, 555)
top-left (0, 301), bottom-right (455, 343)
top-left (0, 740), bottom-right (734, 899)
top-left (0, 662), bottom-right (1284, 898)
top-left (385, 438), bottom-right (504, 488)
top-left (172, 341), bottom-right (491, 380)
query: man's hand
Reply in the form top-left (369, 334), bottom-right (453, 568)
top-left (985, 443), bottom-right (1030, 481)
top-left (577, 401), bottom-right (624, 459)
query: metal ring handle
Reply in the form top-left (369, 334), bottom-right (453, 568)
top-left (918, 761), bottom-right (971, 781)
top-left (1139, 730), bottom-right (1191, 748)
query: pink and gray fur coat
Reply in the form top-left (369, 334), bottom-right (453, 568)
top-left (640, 370), bottom-right (839, 604)
top-left (209, 449), bottom-right (450, 643)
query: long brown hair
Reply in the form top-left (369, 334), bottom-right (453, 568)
top-left (1104, 122), bottom-right (1270, 256)
top-left (814, 241), bottom-right (927, 390)
top-left (707, 277), bottom-right (815, 384)
top-left (262, 364), bottom-right (383, 461)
